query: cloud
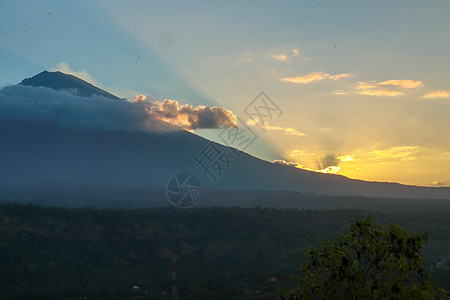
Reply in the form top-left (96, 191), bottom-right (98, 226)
top-left (133, 95), bottom-right (238, 130)
top-left (338, 155), bottom-right (355, 162)
top-left (318, 166), bottom-right (340, 174)
top-left (276, 153), bottom-right (341, 174)
top-left (272, 159), bottom-right (303, 168)
top-left (246, 119), bottom-right (307, 136)
top-left (0, 85), bottom-right (238, 133)
top-left (329, 73), bottom-right (353, 80)
top-left (51, 62), bottom-right (99, 86)
top-left (378, 80), bottom-right (423, 89)
top-left (422, 91), bottom-right (450, 99)
top-left (271, 48), bottom-right (304, 61)
top-left (356, 79), bottom-right (422, 97)
top-left (318, 154), bottom-right (340, 169)
top-left (369, 146), bottom-right (419, 160)
top-left (271, 54), bottom-right (288, 61)
top-left (333, 90), bottom-right (349, 95)
top-left (281, 72), bottom-right (353, 84)
top-left (358, 89), bottom-right (404, 97)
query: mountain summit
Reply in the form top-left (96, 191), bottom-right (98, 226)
top-left (20, 71), bottom-right (119, 100)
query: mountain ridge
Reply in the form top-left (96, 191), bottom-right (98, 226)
top-left (20, 70), bottom-right (120, 100)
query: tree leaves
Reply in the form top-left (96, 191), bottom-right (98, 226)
top-left (278, 216), bottom-right (444, 299)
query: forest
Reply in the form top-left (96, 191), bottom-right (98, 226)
top-left (1, 203), bottom-right (449, 299)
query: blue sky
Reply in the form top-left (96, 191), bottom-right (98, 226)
top-left (2, 0), bottom-right (450, 186)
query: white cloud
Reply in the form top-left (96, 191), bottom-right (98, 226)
top-left (51, 62), bottom-right (99, 86)
top-left (338, 155), bottom-right (355, 162)
top-left (318, 166), bottom-right (340, 174)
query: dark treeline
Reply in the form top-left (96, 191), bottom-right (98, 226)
top-left (0, 204), bottom-right (449, 299)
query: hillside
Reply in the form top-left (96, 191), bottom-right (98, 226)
top-left (1, 204), bottom-right (449, 299)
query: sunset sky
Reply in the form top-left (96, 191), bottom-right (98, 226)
top-left (1, 0), bottom-right (450, 187)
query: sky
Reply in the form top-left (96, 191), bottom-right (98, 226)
top-left (1, 0), bottom-right (450, 187)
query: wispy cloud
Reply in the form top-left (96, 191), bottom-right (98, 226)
top-left (235, 58), bottom-right (253, 64)
top-left (333, 90), bottom-right (349, 95)
top-left (356, 79), bottom-right (422, 97)
top-left (281, 71), bottom-right (353, 84)
top-left (369, 146), bottom-right (419, 161)
top-left (246, 119), bottom-right (307, 136)
top-left (378, 80), bottom-right (423, 89)
top-left (358, 89), bottom-right (404, 97)
top-left (51, 62), bottom-right (99, 86)
top-left (271, 53), bottom-right (288, 61)
top-left (422, 91), bottom-right (450, 99)
top-left (329, 73), bottom-right (353, 80)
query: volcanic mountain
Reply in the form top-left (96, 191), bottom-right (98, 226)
top-left (1, 71), bottom-right (449, 207)
top-left (20, 70), bottom-right (119, 100)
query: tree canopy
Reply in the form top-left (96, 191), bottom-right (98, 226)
top-left (279, 216), bottom-right (448, 299)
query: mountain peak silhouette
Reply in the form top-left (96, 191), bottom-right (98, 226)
top-left (20, 70), bottom-right (119, 100)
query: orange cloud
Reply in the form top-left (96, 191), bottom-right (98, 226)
top-left (422, 91), bottom-right (450, 98)
top-left (133, 96), bottom-right (238, 130)
top-left (357, 79), bottom-right (423, 97)
top-left (281, 72), bottom-right (353, 84)
top-left (378, 80), bottom-right (423, 89)
top-left (358, 89), bottom-right (404, 97)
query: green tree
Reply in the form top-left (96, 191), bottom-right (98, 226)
top-left (279, 216), bottom-right (444, 299)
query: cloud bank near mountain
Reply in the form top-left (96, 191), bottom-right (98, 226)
top-left (132, 95), bottom-right (238, 130)
top-left (0, 85), bottom-right (238, 133)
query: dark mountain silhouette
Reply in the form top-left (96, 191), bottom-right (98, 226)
top-left (1, 71), bottom-right (450, 207)
top-left (20, 70), bottom-right (119, 99)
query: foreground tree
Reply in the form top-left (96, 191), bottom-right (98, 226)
top-left (279, 216), bottom-right (449, 299)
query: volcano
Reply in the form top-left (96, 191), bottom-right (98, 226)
top-left (1, 71), bottom-right (449, 207)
